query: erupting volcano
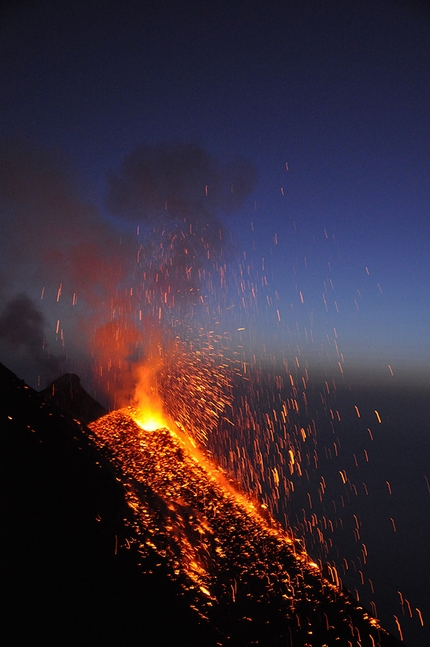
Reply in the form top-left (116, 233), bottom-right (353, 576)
top-left (1, 142), bottom-right (425, 645)
top-left (1, 359), bottom-right (404, 646)
top-left (89, 398), bottom-right (397, 646)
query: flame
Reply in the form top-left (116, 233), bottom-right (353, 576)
top-left (132, 357), bottom-right (170, 432)
top-left (134, 410), bottom-right (168, 432)
top-left (128, 350), bottom-right (260, 519)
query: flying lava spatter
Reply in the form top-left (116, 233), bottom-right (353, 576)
top-left (89, 404), bottom-right (394, 646)
top-left (75, 149), bottom-right (413, 644)
top-left (1, 141), bottom-right (421, 642)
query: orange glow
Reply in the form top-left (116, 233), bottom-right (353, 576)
top-left (130, 337), bottom-right (171, 432)
top-left (416, 607), bottom-right (424, 626)
top-left (134, 410), bottom-right (168, 432)
top-left (132, 361), bottom-right (169, 431)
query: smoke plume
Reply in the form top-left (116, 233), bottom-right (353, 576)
top-left (0, 138), bottom-right (256, 408)
top-left (0, 294), bottom-right (64, 384)
top-left (105, 141), bottom-right (256, 317)
top-left (0, 138), bottom-right (130, 390)
top-left (106, 141), bottom-right (256, 226)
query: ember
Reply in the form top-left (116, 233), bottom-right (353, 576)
top-left (89, 408), bottom-right (396, 646)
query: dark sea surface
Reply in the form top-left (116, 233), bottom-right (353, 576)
top-left (280, 382), bottom-right (430, 647)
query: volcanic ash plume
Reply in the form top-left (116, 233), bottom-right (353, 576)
top-left (0, 138), bottom-right (132, 390)
top-left (0, 139), bottom-right (257, 399)
top-left (106, 141), bottom-right (256, 314)
top-left (93, 142), bottom-right (256, 417)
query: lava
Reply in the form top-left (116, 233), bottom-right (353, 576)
top-left (89, 406), bottom-right (395, 646)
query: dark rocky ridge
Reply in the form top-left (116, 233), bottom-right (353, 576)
top-left (39, 372), bottom-right (108, 424)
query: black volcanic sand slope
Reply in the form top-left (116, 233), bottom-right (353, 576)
top-left (0, 363), bottom-right (214, 646)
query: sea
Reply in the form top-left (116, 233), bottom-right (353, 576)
top-left (278, 381), bottom-right (430, 647)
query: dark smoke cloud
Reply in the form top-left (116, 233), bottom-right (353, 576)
top-left (106, 142), bottom-right (256, 227)
top-left (0, 294), bottom-right (64, 384)
top-left (0, 138), bottom-right (256, 402)
top-left (105, 142), bottom-right (256, 316)
top-left (0, 138), bottom-right (129, 299)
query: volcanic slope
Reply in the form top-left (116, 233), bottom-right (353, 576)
top-left (89, 407), bottom-right (402, 647)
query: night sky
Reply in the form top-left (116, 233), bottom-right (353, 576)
top-left (1, 0), bottom-right (429, 388)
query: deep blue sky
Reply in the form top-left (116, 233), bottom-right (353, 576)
top-left (1, 0), bottom-right (429, 388)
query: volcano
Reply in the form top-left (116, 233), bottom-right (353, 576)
top-left (0, 362), bottom-right (401, 646)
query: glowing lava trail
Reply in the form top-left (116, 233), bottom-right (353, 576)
top-left (89, 407), bottom-right (396, 646)
top-left (81, 146), bottom-right (407, 644)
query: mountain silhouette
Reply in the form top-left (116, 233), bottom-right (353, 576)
top-left (40, 373), bottom-right (107, 424)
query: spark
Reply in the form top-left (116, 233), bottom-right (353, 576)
top-left (393, 615), bottom-right (403, 642)
top-left (416, 607), bottom-right (425, 626)
top-left (89, 408), bottom-right (388, 644)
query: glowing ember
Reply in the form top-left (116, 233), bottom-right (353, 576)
top-left (89, 407), bottom-right (393, 645)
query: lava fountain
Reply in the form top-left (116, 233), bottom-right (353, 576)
top-left (89, 377), bottom-right (396, 646)
top-left (84, 144), bottom-right (410, 644)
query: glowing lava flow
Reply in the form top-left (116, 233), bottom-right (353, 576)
top-left (89, 402), bottom-right (395, 646)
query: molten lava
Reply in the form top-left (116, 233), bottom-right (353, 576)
top-left (131, 358), bottom-right (170, 431)
top-left (134, 410), bottom-right (168, 433)
top-left (88, 403), bottom-right (395, 646)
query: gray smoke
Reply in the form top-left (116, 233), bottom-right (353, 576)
top-left (0, 138), bottom-right (129, 388)
top-left (0, 138), bottom-right (256, 396)
top-left (106, 141), bottom-right (256, 232)
top-left (105, 141), bottom-right (256, 314)
top-left (0, 293), bottom-right (64, 384)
